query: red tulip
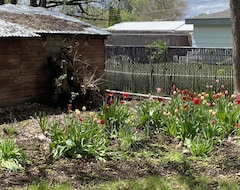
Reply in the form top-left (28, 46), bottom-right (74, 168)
top-left (109, 98), bottom-right (114, 104)
top-left (213, 94), bottom-right (219, 99)
top-left (236, 96), bottom-right (240, 105)
top-left (193, 98), bottom-right (200, 105)
top-left (181, 90), bottom-right (189, 95)
top-left (98, 119), bottom-right (105, 124)
top-left (234, 124), bottom-right (240, 128)
top-left (183, 104), bottom-right (188, 110)
top-left (182, 96), bottom-right (187, 102)
top-left (122, 93), bottom-right (130, 99)
top-left (67, 104), bottom-right (72, 111)
top-left (157, 97), bottom-right (163, 102)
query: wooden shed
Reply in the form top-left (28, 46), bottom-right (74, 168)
top-left (0, 4), bottom-right (110, 107)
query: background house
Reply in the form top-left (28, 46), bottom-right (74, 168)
top-left (0, 4), bottom-right (110, 107)
top-left (185, 9), bottom-right (232, 48)
top-left (106, 21), bottom-right (193, 46)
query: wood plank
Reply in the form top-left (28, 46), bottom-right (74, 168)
top-left (0, 94), bottom-right (51, 107)
top-left (0, 81), bottom-right (50, 93)
top-left (0, 87), bottom-right (50, 100)
top-left (0, 69), bottom-right (20, 77)
top-left (0, 61), bottom-right (20, 69)
top-left (0, 75), bottom-right (49, 86)
top-left (20, 67), bottom-right (47, 75)
top-left (77, 45), bottom-right (105, 53)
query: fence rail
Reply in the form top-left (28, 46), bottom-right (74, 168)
top-left (105, 46), bottom-right (233, 95)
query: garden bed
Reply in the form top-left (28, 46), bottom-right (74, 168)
top-left (1, 98), bottom-right (240, 189)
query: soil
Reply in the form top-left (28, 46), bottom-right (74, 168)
top-left (0, 102), bottom-right (240, 190)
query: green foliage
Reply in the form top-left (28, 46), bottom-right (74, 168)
top-left (184, 137), bottom-right (213, 156)
top-left (29, 180), bottom-right (73, 190)
top-left (159, 85), bottom-right (240, 156)
top-left (48, 115), bottom-right (109, 160)
top-left (2, 126), bottom-right (18, 136)
top-left (35, 111), bottom-right (48, 134)
top-left (108, 6), bottom-right (122, 26)
top-left (145, 40), bottom-right (167, 63)
top-left (100, 99), bottom-right (130, 133)
top-left (117, 124), bottom-right (139, 151)
top-left (0, 138), bottom-right (26, 171)
top-left (135, 100), bottom-right (163, 136)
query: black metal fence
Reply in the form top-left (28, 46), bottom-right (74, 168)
top-left (105, 46), bottom-right (233, 95)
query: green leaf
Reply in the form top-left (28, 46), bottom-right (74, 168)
top-left (1, 159), bottom-right (24, 172)
top-left (66, 139), bottom-right (75, 147)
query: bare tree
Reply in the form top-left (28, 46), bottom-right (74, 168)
top-left (10, 0), bottom-right (17, 4)
top-left (230, 0), bottom-right (240, 94)
top-left (30, 0), bottom-right (38, 6)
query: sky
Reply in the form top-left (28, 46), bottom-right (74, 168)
top-left (185, 0), bottom-right (229, 18)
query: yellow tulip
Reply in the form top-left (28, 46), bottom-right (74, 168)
top-left (75, 109), bottom-right (81, 116)
top-left (89, 112), bottom-right (94, 117)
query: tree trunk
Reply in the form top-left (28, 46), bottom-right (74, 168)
top-left (30, 0), bottom-right (38, 7)
top-left (39, 0), bottom-right (46, 7)
top-left (230, 0), bottom-right (240, 94)
top-left (0, 0), bottom-right (4, 5)
top-left (10, 0), bottom-right (17, 4)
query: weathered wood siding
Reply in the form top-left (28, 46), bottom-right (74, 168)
top-left (0, 38), bottom-right (49, 107)
top-left (0, 35), bottom-right (106, 107)
top-left (44, 35), bottom-right (106, 78)
top-left (106, 33), bottom-right (192, 46)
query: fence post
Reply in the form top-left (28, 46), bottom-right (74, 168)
top-left (149, 60), bottom-right (154, 92)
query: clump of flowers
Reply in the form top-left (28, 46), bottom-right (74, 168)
top-left (37, 83), bottom-right (240, 159)
top-left (100, 92), bottom-right (130, 132)
top-left (159, 83), bottom-right (240, 155)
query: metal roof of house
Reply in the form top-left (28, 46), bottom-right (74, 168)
top-left (107, 21), bottom-right (193, 33)
top-left (0, 4), bottom-right (110, 37)
top-left (185, 9), bottom-right (231, 25)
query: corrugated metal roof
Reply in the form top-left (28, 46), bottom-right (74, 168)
top-left (0, 4), bottom-right (110, 37)
top-left (0, 20), bottom-right (40, 37)
top-left (107, 21), bottom-right (193, 32)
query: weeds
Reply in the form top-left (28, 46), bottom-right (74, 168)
top-left (0, 138), bottom-right (26, 171)
top-left (35, 111), bottom-right (48, 134)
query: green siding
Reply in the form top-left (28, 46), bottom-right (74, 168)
top-left (192, 25), bottom-right (232, 48)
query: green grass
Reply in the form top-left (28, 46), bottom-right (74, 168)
top-left (2, 125), bottom-right (18, 136)
top-left (24, 175), bottom-right (240, 190)
top-left (28, 180), bottom-right (74, 190)
top-left (89, 175), bottom-right (239, 190)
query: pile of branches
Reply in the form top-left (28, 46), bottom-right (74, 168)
top-left (48, 44), bottom-right (103, 109)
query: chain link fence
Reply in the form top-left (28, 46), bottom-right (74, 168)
top-left (105, 46), bottom-right (233, 95)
